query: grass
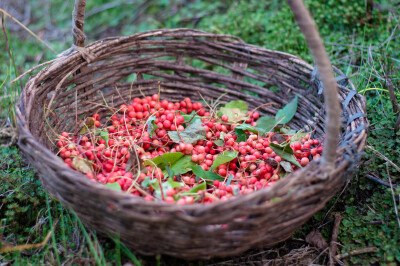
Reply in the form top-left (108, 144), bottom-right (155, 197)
top-left (1, 0), bottom-right (400, 264)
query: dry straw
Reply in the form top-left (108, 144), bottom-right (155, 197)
top-left (16, 0), bottom-right (368, 259)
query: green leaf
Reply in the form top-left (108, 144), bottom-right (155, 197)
top-left (255, 116), bottom-right (277, 134)
top-left (187, 182), bottom-right (207, 193)
top-left (144, 152), bottom-right (184, 170)
top-left (270, 197), bottom-right (281, 203)
top-left (278, 127), bottom-right (298, 135)
top-left (275, 96), bottom-right (298, 124)
top-left (289, 130), bottom-right (308, 143)
top-left (235, 130), bottom-right (248, 142)
top-left (214, 139), bottom-right (225, 146)
top-left (211, 150), bottom-right (238, 170)
top-left (167, 119), bottom-right (206, 144)
top-left (235, 123), bottom-right (259, 134)
top-left (218, 107), bottom-right (248, 122)
top-left (96, 130), bottom-right (109, 146)
top-left (166, 177), bottom-right (184, 189)
top-left (192, 165), bottom-right (225, 181)
top-left (234, 119), bottom-right (277, 140)
top-left (146, 116), bottom-right (158, 136)
top-left (269, 143), bottom-right (301, 168)
top-left (154, 178), bottom-right (184, 200)
top-left (105, 182), bottom-right (121, 191)
top-left (179, 111), bottom-right (202, 124)
top-left (218, 100), bottom-right (249, 122)
top-left (141, 177), bottom-right (158, 188)
top-left (170, 155), bottom-right (197, 176)
top-left (224, 100), bottom-right (248, 111)
top-left (234, 124), bottom-right (257, 142)
top-left (213, 132), bottom-right (226, 146)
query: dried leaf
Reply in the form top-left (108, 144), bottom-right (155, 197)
top-left (125, 148), bottom-right (144, 173)
top-left (146, 116), bottom-right (158, 136)
top-left (305, 230), bottom-right (328, 250)
top-left (79, 117), bottom-right (95, 134)
top-left (271, 133), bottom-right (287, 144)
top-left (72, 157), bottom-right (92, 174)
top-left (280, 161), bottom-right (293, 173)
top-left (0, 231), bottom-right (52, 252)
top-left (218, 100), bottom-right (249, 122)
top-left (264, 157), bottom-right (278, 168)
top-left (219, 107), bottom-right (248, 122)
top-left (168, 119), bottom-right (206, 144)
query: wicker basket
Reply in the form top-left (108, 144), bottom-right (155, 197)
top-left (16, 0), bottom-right (368, 260)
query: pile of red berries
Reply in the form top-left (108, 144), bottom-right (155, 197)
top-left (57, 94), bottom-right (323, 204)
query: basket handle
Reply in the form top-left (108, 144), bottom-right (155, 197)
top-left (287, 0), bottom-right (340, 172)
top-left (72, 0), bottom-right (87, 47)
top-left (71, 0), bottom-right (340, 172)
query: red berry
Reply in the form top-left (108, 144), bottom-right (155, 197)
top-left (300, 157), bottom-right (309, 167)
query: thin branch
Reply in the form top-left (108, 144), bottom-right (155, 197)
top-left (336, 247), bottom-right (377, 260)
top-left (330, 213), bottom-right (343, 265)
top-left (365, 173), bottom-right (398, 188)
top-left (366, 145), bottom-right (400, 172)
top-left (386, 162), bottom-right (400, 229)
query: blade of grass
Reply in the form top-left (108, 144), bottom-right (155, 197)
top-left (109, 234), bottom-right (142, 266)
top-left (0, 8), bottom-right (57, 54)
top-left (69, 208), bottom-right (103, 266)
top-left (45, 193), bottom-right (61, 266)
top-left (115, 233), bottom-right (121, 266)
top-left (91, 231), bottom-right (106, 265)
top-left (59, 208), bottom-right (67, 251)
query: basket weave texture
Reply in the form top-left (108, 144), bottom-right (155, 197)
top-left (17, 27), bottom-right (368, 259)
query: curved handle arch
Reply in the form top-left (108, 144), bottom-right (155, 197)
top-left (72, 0), bottom-right (341, 172)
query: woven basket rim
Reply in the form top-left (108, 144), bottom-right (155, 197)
top-left (17, 29), bottom-right (366, 213)
top-left (15, 0), bottom-right (369, 258)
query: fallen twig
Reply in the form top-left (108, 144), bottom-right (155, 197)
top-left (366, 145), bottom-right (400, 172)
top-left (336, 247), bottom-right (377, 260)
top-left (386, 77), bottom-right (400, 114)
top-left (386, 162), bottom-right (400, 229)
top-left (365, 173), bottom-right (398, 188)
top-left (330, 213), bottom-right (343, 266)
top-left (395, 112), bottom-right (400, 132)
top-left (0, 230), bottom-right (52, 253)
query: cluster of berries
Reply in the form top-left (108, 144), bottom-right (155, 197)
top-left (57, 94), bottom-right (323, 204)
